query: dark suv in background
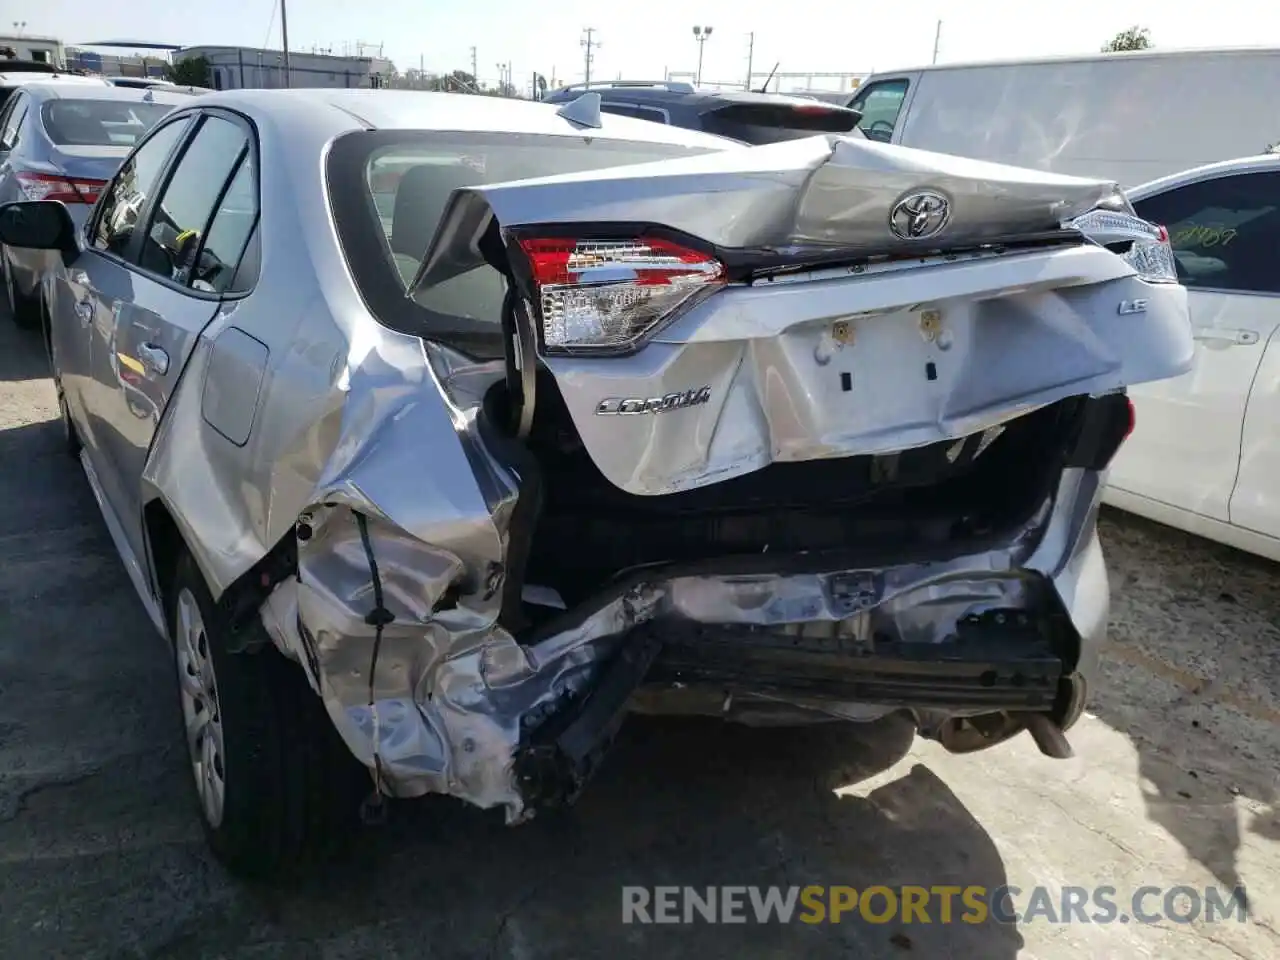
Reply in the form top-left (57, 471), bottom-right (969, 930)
top-left (540, 80), bottom-right (863, 144)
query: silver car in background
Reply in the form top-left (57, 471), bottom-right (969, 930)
top-left (0, 83), bottom-right (191, 327)
top-left (0, 88), bottom-right (1193, 879)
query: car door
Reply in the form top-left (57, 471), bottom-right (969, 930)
top-left (83, 110), bottom-right (257, 563)
top-left (1228, 266), bottom-right (1280, 545)
top-left (54, 114), bottom-right (193, 489)
top-left (1107, 170), bottom-right (1280, 522)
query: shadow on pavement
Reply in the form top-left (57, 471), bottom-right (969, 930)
top-left (0, 298), bottom-right (49, 384)
top-left (141, 716), bottom-right (1025, 959)
top-left (1092, 509), bottom-right (1280, 913)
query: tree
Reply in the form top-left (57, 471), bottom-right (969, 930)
top-left (1103, 26), bottom-right (1151, 52)
top-left (168, 55), bottom-right (211, 87)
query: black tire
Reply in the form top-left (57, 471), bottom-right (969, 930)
top-left (3, 253), bottom-right (40, 329)
top-left (55, 379), bottom-right (81, 458)
top-left (168, 551), bottom-right (369, 880)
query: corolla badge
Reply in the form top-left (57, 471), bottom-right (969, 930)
top-left (596, 386), bottom-right (712, 415)
top-left (889, 190), bottom-right (952, 240)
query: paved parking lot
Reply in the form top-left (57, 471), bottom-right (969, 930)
top-left (0, 311), bottom-right (1277, 959)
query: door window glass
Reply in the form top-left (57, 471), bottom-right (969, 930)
top-left (190, 154), bottom-right (259, 294)
top-left (849, 79), bottom-right (909, 142)
top-left (136, 115), bottom-right (249, 285)
top-left (600, 102), bottom-right (669, 124)
top-left (1133, 172), bottom-right (1280, 295)
top-left (91, 118), bottom-right (190, 257)
top-left (1, 93), bottom-right (28, 148)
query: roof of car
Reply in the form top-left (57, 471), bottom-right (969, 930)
top-left (1127, 152), bottom-right (1280, 201)
top-left (873, 44), bottom-right (1280, 77)
top-left (183, 88), bottom-right (739, 148)
top-left (543, 83), bottom-right (855, 113)
top-left (0, 71), bottom-right (110, 88)
top-left (13, 81), bottom-right (198, 106)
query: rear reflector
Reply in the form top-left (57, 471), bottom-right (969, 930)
top-left (518, 237), bottom-right (725, 353)
top-left (16, 171), bottom-right (106, 204)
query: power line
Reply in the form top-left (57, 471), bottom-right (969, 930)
top-left (581, 27), bottom-right (600, 88)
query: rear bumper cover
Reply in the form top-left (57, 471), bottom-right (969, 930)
top-left (261, 463), bottom-right (1108, 821)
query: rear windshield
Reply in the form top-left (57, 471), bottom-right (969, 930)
top-left (327, 130), bottom-right (722, 359)
top-left (40, 99), bottom-right (174, 147)
top-left (700, 102), bottom-right (862, 145)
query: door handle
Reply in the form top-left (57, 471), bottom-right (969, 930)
top-left (74, 299), bottom-right (93, 326)
top-left (136, 342), bottom-right (169, 376)
top-left (1192, 326), bottom-right (1260, 346)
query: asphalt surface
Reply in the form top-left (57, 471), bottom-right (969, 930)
top-left (0, 305), bottom-right (1277, 959)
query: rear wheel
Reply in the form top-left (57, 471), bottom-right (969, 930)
top-left (3, 252), bottom-right (40, 329)
top-left (168, 552), bottom-right (368, 879)
top-left (56, 381), bottom-right (81, 458)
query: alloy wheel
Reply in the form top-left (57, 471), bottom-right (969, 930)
top-left (175, 587), bottom-right (227, 828)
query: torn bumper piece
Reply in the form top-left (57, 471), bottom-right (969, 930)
top-left (271, 491), bottom-right (1099, 823)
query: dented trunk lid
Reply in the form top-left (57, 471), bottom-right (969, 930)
top-left (410, 134), bottom-right (1194, 496)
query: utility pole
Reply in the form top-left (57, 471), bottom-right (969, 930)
top-left (932, 20), bottom-right (942, 65)
top-left (470, 46), bottom-right (478, 86)
top-left (744, 32), bottom-right (754, 90)
top-left (581, 28), bottom-right (599, 88)
top-left (280, 0), bottom-right (292, 88)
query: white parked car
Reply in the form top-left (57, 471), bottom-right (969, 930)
top-left (1104, 155), bottom-right (1280, 561)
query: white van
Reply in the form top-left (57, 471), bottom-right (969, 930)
top-left (849, 47), bottom-right (1280, 186)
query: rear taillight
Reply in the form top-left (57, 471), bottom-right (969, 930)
top-left (517, 236), bottom-right (726, 353)
top-left (16, 171), bottom-right (106, 204)
top-left (1123, 396), bottom-right (1136, 441)
top-left (1069, 208), bottom-right (1178, 283)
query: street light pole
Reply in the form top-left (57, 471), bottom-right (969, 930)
top-left (280, 0), bottom-right (292, 87)
top-left (692, 25), bottom-right (713, 87)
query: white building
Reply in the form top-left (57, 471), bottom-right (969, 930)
top-left (0, 34), bottom-right (66, 68)
top-left (174, 46), bottom-right (394, 91)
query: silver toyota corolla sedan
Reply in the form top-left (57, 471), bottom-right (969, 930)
top-left (0, 82), bottom-right (194, 327)
top-left (0, 88), bottom-right (1193, 878)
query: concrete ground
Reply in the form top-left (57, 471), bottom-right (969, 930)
top-left (0, 309), bottom-right (1276, 959)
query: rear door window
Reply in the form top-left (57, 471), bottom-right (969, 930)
top-left (849, 78), bottom-right (910, 142)
top-left (600, 102), bottom-right (669, 124)
top-left (1132, 171), bottom-right (1280, 295)
top-left (135, 114), bottom-right (249, 287)
top-left (1, 92), bottom-right (29, 149)
top-left (189, 153), bottom-right (259, 295)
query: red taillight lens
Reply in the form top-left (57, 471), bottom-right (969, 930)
top-left (517, 236), bottom-right (725, 352)
top-left (16, 172), bottom-right (106, 204)
top-left (1123, 396), bottom-right (1136, 440)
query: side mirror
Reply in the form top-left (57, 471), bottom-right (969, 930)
top-left (0, 200), bottom-right (80, 263)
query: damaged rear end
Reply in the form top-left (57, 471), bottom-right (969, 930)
top-left (284, 134), bottom-right (1191, 821)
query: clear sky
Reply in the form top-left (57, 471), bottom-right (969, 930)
top-left (10, 0), bottom-right (1280, 88)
